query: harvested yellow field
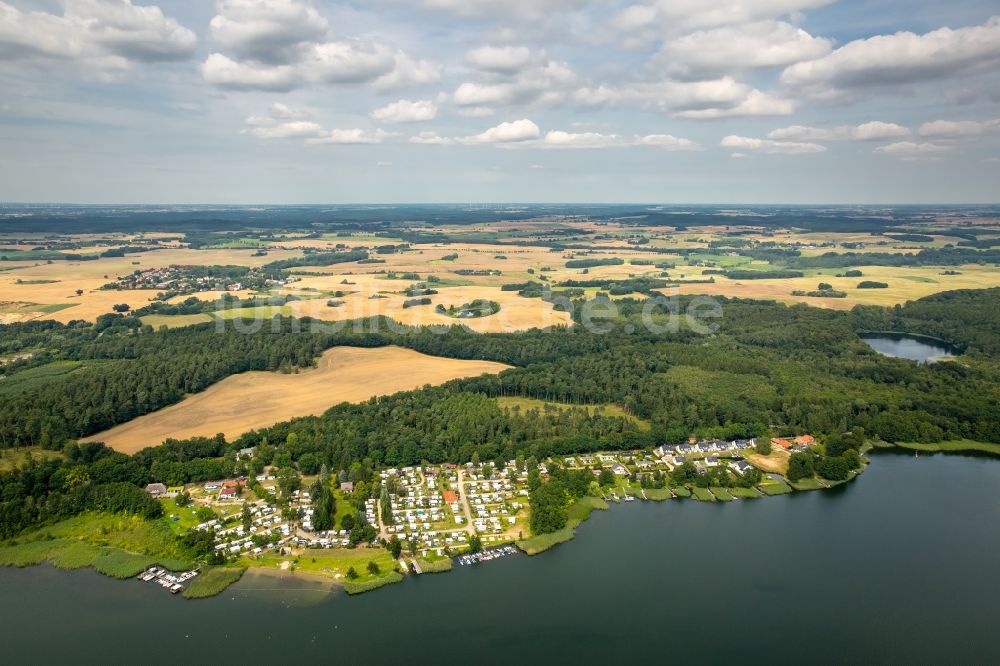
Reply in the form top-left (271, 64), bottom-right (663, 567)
top-left (667, 264), bottom-right (1000, 309)
top-left (284, 280), bottom-right (571, 332)
top-left (0, 247), bottom-right (306, 323)
top-left (167, 290), bottom-right (258, 304)
top-left (82, 346), bottom-right (510, 453)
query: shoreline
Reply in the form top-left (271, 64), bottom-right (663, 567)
top-left (5, 443), bottom-right (998, 596)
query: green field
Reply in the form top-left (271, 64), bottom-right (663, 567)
top-left (141, 313), bottom-right (213, 329)
top-left (211, 305), bottom-right (292, 320)
top-left (672, 486), bottom-right (692, 498)
top-left (729, 487), bottom-right (763, 499)
top-left (0, 360), bottom-right (118, 399)
top-left (497, 397), bottom-right (650, 429)
top-left (0, 446), bottom-right (63, 472)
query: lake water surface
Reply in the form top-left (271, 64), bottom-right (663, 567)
top-left (862, 333), bottom-right (956, 363)
top-left (3, 452), bottom-right (999, 664)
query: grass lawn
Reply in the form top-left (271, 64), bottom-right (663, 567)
top-left (690, 487), bottom-right (716, 501)
top-left (248, 547), bottom-right (399, 590)
top-left (642, 487), bottom-right (673, 501)
top-left (790, 477), bottom-right (826, 491)
top-left (158, 498), bottom-right (201, 534)
top-left (332, 490), bottom-right (358, 529)
top-left (709, 487), bottom-right (734, 501)
top-left (672, 486), bottom-right (692, 498)
top-left (878, 439), bottom-right (1000, 456)
top-left (729, 487), bottom-right (763, 499)
top-left (759, 481), bottom-right (793, 496)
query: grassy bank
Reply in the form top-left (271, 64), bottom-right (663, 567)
top-left (344, 570), bottom-right (404, 595)
top-left (876, 439), bottom-right (1000, 456)
top-left (0, 537), bottom-right (190, 579)
top-left (517, 496), bottom-right (608, 556)
top-left (0, 512), bottom-right (194, 580)
top-left (414, 557), bottom-right (453, 574)
top-left (184, 567), bottom-right (246, 599)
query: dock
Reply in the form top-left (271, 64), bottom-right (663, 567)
top-left (458, 544), bottom-right (518, 566)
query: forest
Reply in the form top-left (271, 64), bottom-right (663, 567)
top-left (1, 287), bottom-right (999, 539)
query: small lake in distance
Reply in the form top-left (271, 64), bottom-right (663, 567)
top-left (861, 333), bottom-right (957, 363)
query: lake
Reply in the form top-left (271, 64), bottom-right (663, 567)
top-left (3, 452), bottom-right (1000, 664)
top-left (861, 333), bottom-right (957, 363)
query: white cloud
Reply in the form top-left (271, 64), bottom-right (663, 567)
top-left (612, 0), bottom-right (833, 47)
top-left (636, 134), bottom-right (702, 150)
top-left (658, 21), bottom-right (831, 78)
top-left (208, 0), bottom-right (327, 64)
top-left (543, 131), bottom-right (622, 149)
top-left (675, 89), bottom-right (794, 118)
top-left (370, 99), bottom-right (437, 123)
top-left (464, 45), bottom-right (532, 74)
top-left (407, 0), bottom-right (592, 21)
top-left (373, 53), bottom-right (442, 91)
top-left (460, 119), bottom-right (541, 144)
top-left (451, 58), bottom-right (576, 108)
top-left (874, 141), bottom-right (950, 159)
top-left (782, 17), bottom-right (1000, 92)
top-left (244, 104), bottom-right (393, 144)
top-left (243, 103), bottom-right (323, 139)
top-left (248, 120), bottom-right (324, 139)
top-left (574, 79), bottom-right (794, 118)
top-left (0, 0), bottom-right (196, 72)
top-left (202, 53), bottom-right (299, 91)
top-left (918, 118), bottom-right (1000, 139)
top-left (409, 131), bottom-right (454, 145)
top-left (768, 121), bottom-right (910, 142)
top-left (720, 135), bottom-right (826, 154)
top-left (308, 128), bottom-right (392, 145)
top-left (202, 0), bottom-right (436, 91)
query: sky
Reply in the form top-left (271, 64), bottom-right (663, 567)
top-left (0, 0), bottom-right (998, 204)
